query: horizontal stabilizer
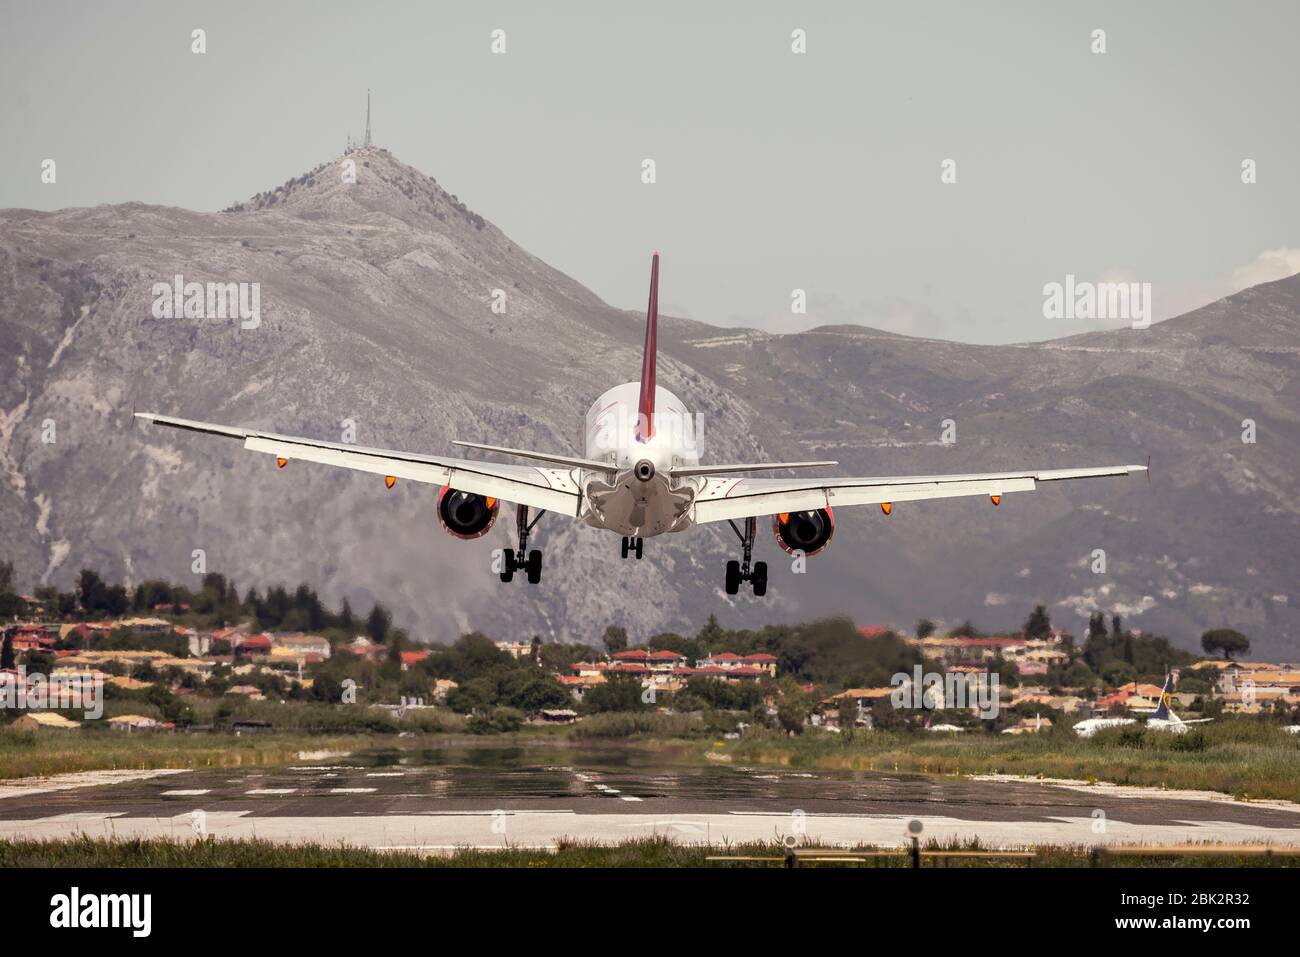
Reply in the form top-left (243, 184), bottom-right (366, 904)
top-left (670, 461), bottom-right (838, 477)
top-left (451, 440), bottom-right (616, 473)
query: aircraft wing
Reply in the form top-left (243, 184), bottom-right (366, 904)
top-left (691, 463), bottom-right (1147, 524)
top-left (134, 413), bottom-right (582, 515)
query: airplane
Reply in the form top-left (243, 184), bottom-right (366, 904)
top-left (1072, 673), bottom-right (1214, 737)
top-left (134, 253), bottom-right (1148, 595)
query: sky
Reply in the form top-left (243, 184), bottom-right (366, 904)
top-left (2, 0), bottom-right (1297, 343)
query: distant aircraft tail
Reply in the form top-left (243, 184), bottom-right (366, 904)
top-left (636, 253), bottom-right (659, 443)
top-left (1151, 672), bottom-right (1176, 721)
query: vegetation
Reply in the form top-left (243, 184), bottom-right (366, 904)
top-left (0, 835), bottom-right (1293, 868)
top-left (1201, 628), bottom-right (1252, 659)
top-left (0, 726), bottom-right (373, 780)
top-left (718, 718), bottom-right (1300, 803)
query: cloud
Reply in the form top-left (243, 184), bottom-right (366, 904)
top-left (1229, 247), bottom-right (1300, 291)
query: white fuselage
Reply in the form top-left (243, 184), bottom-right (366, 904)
top-left (580, 382), bottom-right (702, 537)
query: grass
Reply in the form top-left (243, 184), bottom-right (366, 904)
top-left (0, 727), bottom-right (374, 780)
top-left (715, 720), bottom-right (1300, 802)
top-left (1, 835), bottom-right (1295, 868)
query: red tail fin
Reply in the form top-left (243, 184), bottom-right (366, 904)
top-left (636, 253), bottom-right (659, 442)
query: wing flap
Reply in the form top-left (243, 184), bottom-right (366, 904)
top-left (692, 464), bottom-right (1142, 525)
top-left (138, 412), bottom-right (580, 515)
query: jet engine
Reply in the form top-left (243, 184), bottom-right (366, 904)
top-left (771, 508), bottom-right (835, 556)
top-left (437, 486), bottom-right (499, 540)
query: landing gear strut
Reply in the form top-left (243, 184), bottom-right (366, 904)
top-left (500, 504), bottom-right (544, 585)
top-left (725, 516), bottom-right (767, 596)
top-left (620, 536), bottom-right (644, 560)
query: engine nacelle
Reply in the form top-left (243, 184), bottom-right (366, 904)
top-left (437, 486), bottom-right (499, 540)
top-left (771, 507), bottom-right (835, 556)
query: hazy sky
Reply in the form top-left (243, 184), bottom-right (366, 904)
top-left (2, 0), bottom-right (1297, 343)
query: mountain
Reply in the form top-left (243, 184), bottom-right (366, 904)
top-left (2, 148), bottom-right (1297, 658)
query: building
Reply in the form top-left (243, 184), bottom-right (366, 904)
top-left (399, 650), bottom-right (431, 670)
top-left (696, 652), bottom-right (778, 676)
top-left (233, 634), bottom-right (273, 658)
top-left (815, 687), bottom-right (898, 728)
top-left (12, 711), bottom-right (81, 731)
top-left (271, 633), bottom-right (332, 660)
top-left (558, 673), bottom-right (606, 701)
top-left (107, 714), bottom-right (163, 731)
top-left (494, 640), bottom-right (534, 660)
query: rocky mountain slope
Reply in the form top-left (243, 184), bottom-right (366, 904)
top-left (2, 148), bottom-right (1297, 657)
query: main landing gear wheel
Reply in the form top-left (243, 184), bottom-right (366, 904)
top-left (501, 504), bottom-right (545, 585)
top-left (620, 536), bottom-right (644, 560)
top-left (724, 517), bottom-right (767, 596)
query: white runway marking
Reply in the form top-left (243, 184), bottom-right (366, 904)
top-left (246, 788), bottom-right (297, 795)
top-left (365, 772), bottom-right (405, 777)
top-left (0, 769), bottom-right (187, 800)
top-left (161, 789), bottom-right (210, 796)
top-left (329, 787), bottom-right (377, 794)
top-left (620, 795), bottom-right (643, 802)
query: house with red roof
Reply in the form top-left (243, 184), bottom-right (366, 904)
top-left (399, 650), bottom-right (430, 670)
top-left (233, 633), bottom-right (272, 658)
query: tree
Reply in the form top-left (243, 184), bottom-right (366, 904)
top-left (1022, 605), bottom-right (1052, 641)
top-left (339, 598), bottom-right (355, 631)
top-left (914, 619), bottom-right (936, 640)
top-left (366, 604), bottom-right (391, 643)
top-left (77, 569), bottom-right (108, 614)
top-left (837, 694), bottom-right (859, 737)
top-left (581, 674), bottom-right (645, 713)
top-left (1201, 629), bottom-right (1251, 660)
top-left (697, 613), bottom-right (725, 647)
top-left (602, 624), bottom-right (628, 656)
top-left (0, 633), bottom-right (14, 670)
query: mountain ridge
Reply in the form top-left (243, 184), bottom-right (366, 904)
top-left (2, 148), bottom-right (1297, 657)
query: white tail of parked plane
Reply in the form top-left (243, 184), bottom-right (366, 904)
top-left (1074, 672), bottom-right (1214, 737)
top-left (135, 254), bottom-right (1147, 593)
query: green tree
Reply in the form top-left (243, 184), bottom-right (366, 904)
top-left (1200, 629), bottom-right (1251, 660)
top-left (1022, 604), bottom-right (1052, 641)
top-left (77, 569), bottom-right (108, 614)
top-left (602, 624), bottom-right (628, 656)
top-left (581, 675), bottom-right (645, 714)
top-left (697, 613), bottom-right (725, 647)
top-left (367, 603), bottom-right (391, 643)
top-left (0, 632), bottom-right (14, 670)
top-left (914, 618), bottom-right (936, 640)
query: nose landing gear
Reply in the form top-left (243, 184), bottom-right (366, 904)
top-left (724, 516), bottom-right (767, 596)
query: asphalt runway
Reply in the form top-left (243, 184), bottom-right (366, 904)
top-left (3, 755), bottom-right (1300, 850)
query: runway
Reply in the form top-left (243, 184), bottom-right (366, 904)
top-left (3, 750), bottom-right (1299, 850)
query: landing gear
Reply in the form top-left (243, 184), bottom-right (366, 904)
top-left (724, 517), bottom-right (768, 596)
top-left (500, 504), bottom-right (545, 585)
top-left (620, 536), bottom-right (644, 560)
